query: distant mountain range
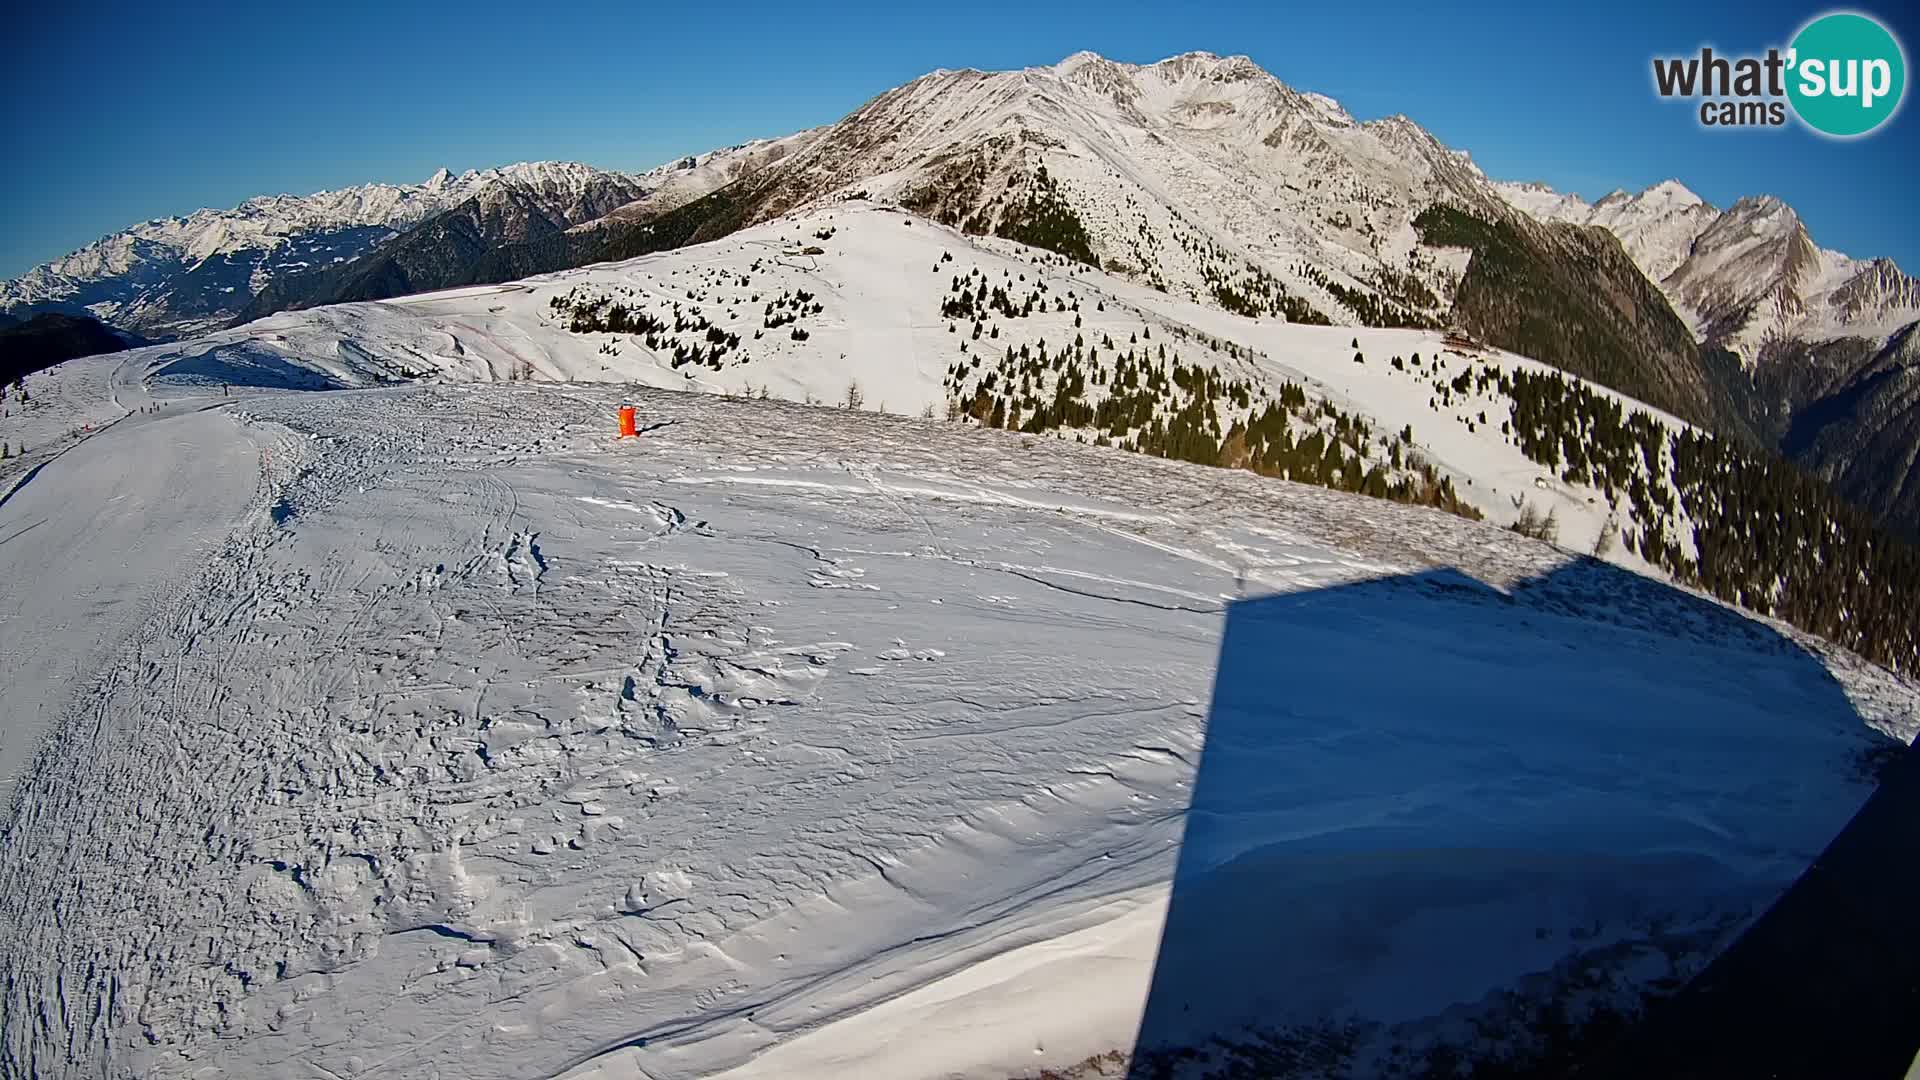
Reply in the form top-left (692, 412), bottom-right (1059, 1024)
top-left (3, 51), bottom-right (1915, 536)
top-left (3, 163), bottom-right (620, 339)
top-left (0, 149), bottom-right (806, 341)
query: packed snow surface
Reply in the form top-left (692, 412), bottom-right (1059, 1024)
top-left (0, 343), bottom-right (1913, 1078)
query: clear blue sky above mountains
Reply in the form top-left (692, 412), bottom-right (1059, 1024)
top-left (5, 0), bottom-right (1915, 278)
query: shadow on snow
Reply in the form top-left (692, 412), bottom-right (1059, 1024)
top-left (1126, 559), bottom-right (1914, 1078)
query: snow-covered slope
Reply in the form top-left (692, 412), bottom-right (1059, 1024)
top-left (0, 162), bottom-right (646, 339)
top-left (1, 352), bottom-right (1913, 1079)
top-left (594, 130), bottom-right (825, 225)
top-left (1494, 178), bottom-right (1920, 361)
top-left (93, 203), bottom-right (1702, 568)
top-left (42, 198), bottom-right (1920, 649)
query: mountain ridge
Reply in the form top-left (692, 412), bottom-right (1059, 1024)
top-left (13, 54), bottom-right (1910, 354)
top-left (6, 50), bottom-right (1917, 535)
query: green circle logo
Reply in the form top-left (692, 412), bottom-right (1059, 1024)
top-left (1787, 12), bottom-right (1907, 136)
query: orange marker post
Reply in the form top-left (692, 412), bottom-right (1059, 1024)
top-left (618, 404), bottom-right (637, 438)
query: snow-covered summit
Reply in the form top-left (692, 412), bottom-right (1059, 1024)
top-left (1640, 177), bottom-right (1706, 207)
top-left (714, 48), bottom-right (1527, 335)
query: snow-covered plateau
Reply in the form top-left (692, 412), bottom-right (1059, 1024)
top-left (1, 206), bottom-right (1916, 1079)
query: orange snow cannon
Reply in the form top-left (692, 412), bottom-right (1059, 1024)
top-left (618, 404), bottom-right (637, 438)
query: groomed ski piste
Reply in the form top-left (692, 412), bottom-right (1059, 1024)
top-left (2, 206), bottom-right (1917, 1079)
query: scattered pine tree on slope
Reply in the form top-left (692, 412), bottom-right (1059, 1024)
top-left (1499, 366), bottom-right (1920, 674)
top-left (991, 166), bottom-right (1100, 269)
top-left (937, 285), bottom-right (1478, 524)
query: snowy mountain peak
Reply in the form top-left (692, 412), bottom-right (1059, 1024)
top-left (1495, 174), bottom-right (1916, 361)
top-left (1643, 178), bottom-right (1704, 207)
top-left (1054, 49), bottom-right (1110, 70)
top-left (1150, 49), bottom-right (1226, 71)
top-left (1045, 50), bottom-right (1272, 86)
top-left (1047, 50), bottom-right (1138, 97)
top-left (1365, 113), bottom-right (1455, 154)
top-left (1302, 91), bottom-right (1356, 125)
top-left (725, 48), bottom-right (1536, 334)
top-left (1726, 193), bottom-right (1794, 221)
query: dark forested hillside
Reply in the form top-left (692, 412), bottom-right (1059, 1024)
top-left (0, 314), bottom-right (138, 383)
top-left (1497, 364), bottom-right (1920, 673)
top-left (1750, 328), bottom-right (1920, 543)
top-left (1414, 205), bottom-right (1760, 445)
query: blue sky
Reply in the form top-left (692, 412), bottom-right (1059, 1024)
top-left (4, 0), bottom-right (1915, 278)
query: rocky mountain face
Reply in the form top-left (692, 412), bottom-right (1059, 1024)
top-left (596, 130), bottom-right (822, 224)
top-left (1495, 179), bottom-right (1920, 537)
top-left (1497, 180), bottom-right (1920, 360)
top-left (238, 167), bottom-right (647, 315)
top-left (650, 51), bottom-right (1516, 309)
top-left (1759, 328), bottom-right (1920, 538)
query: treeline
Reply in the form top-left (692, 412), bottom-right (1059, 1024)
top-left (993, 166), bottom-right (1100, 269)
top-left (1502, 367), bottom-right (1920, 673)
top-left (941, 267), bottom-right (1056, 323)
top-left (946, 330), bottom-right (1478, 522)
top-left (0, 313), bottom-right (137, 383)
top-left (1368, 265), bottom-right (1442, 316)
top-left (1205, 261), bottom-right (1331, 325)
top-left (548, 288), bottom-right (766, 371)
top-left (1221, 399), bottom-right (1476, 516)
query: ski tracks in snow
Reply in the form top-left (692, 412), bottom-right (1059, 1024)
top-left (0, 386), bottom-right (1220, 1079)
top-left (1, 382), bottom-right (1913, 1080)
